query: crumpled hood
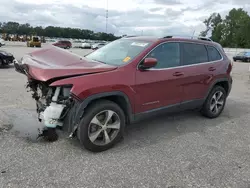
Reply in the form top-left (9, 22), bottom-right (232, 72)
top-left (20, 45), bottom-right (117, 82)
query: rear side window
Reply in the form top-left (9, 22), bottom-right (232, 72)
top-left (182, 43), bottom-right (208, 65)
top-left (207, 45), bottom-right (222, 61)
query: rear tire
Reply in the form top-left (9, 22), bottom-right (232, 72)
top-left (201, 86), bottom-right (227, 118)
top-left (77, 100), bottom-right (125, 152)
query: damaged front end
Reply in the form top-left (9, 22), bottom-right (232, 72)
top-left (26, 80), bottom-right (75, 141)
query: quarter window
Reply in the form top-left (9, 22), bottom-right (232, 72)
top-left (146, 42), bottom-right (180, 69)
top-left (182, 43), bottom-right (208, 65)
top-left (207, 45), bottom-right (222, 61)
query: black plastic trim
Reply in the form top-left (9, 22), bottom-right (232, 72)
top-left (133, 103), bottom-right (180, 123)
top-left (133, 99), bottom-right (205, 123)
top-left (205, 77), bottom-right (231, 99)
top-left (75, 91), bottom-right (134, 124)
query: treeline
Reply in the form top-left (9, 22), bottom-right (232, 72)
top-left (0, 22), bottom-right (120, 41)
top-left (200, 8), bottom-right (250, 48)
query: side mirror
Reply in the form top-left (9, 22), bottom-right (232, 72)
top-left (139, 58), bottom-right (157, 70)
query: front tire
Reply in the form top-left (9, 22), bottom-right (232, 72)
top-left (201, 86), bottom-right (227, 118)
top-left (77, 100), bottom-right (125, 152)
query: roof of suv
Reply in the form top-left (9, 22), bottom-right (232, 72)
top-left (122, 35), bottom-right (223, 51)
top-left (122, 35), bottom-right (215, 44)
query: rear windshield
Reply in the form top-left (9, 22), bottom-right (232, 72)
top-left (85, 39), bottom-right (152, 66)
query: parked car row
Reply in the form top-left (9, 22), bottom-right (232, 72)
top-left (81, 42), bottom-right (107, 50)
top-left (50, 40), bottom-right (106, 50)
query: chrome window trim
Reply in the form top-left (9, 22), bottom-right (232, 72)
top-left (136, 41), bottom-right (224, 71)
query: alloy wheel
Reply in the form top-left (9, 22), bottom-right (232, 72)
top-left (210, 91), bottom-right (225, 114)
top-left (88, 110), bottom-right (121, 146)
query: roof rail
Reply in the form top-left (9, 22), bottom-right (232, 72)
top-left (162, 35), bottom-right (213, 42)
top-left (122, 35), bottom-right (138, 38)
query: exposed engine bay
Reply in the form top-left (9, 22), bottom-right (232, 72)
top-left (26, 80), bottom-right (74, 141)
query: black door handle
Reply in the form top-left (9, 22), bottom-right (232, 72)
top-left (173, 72), bottom-right (184, 76)
top-left (209, 67), bottom-right (216, 71)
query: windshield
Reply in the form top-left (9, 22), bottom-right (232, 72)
top-left (33, 37), bottom-right (40, 42)
top-left (85, 39), bottom-right (152, 66)
top-left (246, 52), bottom-right (250, 56)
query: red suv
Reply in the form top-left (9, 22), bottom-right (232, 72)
top-left (14, 36), bottom-right (233, 152)
top-left (52, 40), bottom-right (72, 49)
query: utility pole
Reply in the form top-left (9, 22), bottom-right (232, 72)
top-left (106, 0), bottom-right (108, 33)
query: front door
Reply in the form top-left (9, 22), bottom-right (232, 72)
top-left (134, 42), bottom-right (184, 114)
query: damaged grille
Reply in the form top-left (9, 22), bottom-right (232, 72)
top-left (26, 80), bottom-right (74, 123)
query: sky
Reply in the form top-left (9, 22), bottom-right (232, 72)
top-left (0, 0), bottom-right (249, 37)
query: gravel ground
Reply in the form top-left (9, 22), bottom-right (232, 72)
top-left (1, 46), bottom-right (250, 188)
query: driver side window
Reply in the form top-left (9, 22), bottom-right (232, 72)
top-left (146, 42), bottom-right (180, 69)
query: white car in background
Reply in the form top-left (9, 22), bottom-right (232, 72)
top-left (91, 43), bottom-right (106, 50)
top-left (81, 42), bottom-right (91, 49)
top-left (0, 39), bottom-right (5, 47)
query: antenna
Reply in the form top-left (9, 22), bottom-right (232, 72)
top-left (192, 30), bottom-right (195, 39)
top-left (105, 0), bottom-right (108, 33)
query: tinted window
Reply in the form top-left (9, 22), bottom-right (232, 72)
top-left (182, 43), bottom-right (208, 65)
top-left (33, 37), bottom-right (39, 42)
top-left (207, 45), bottom-right (222, 61)
top-left (61, 41), bottom-right (69, 44)
top-left (146, 42), bottom-right (180, 69)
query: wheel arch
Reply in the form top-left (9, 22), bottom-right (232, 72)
top-left (205, 78), bottom-right (231, 99)
top-left (75, 91), bottom-right (134, 125)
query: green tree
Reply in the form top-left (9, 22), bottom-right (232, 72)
top-left (200, 13), bottom-right (222, 38)
top-left (221, 8), bottom-right (250, 47)
top-left (0, 21), bottom-right (120, 41)
top-left (201, 8), bottom-right (250, 48)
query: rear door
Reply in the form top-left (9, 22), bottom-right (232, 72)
top-left (135, 42), bottom-right (184, 113)
top-left (179, 42), bottom-right (223, 107)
